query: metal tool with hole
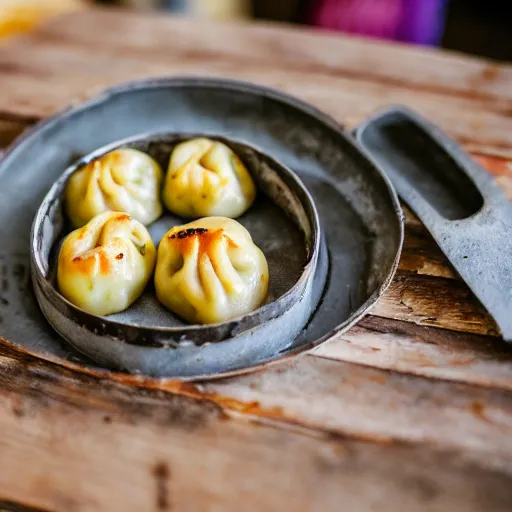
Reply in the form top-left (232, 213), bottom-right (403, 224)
top-left (355, 106), bottom-right (512, 341)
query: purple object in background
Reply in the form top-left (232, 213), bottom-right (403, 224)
top-left (308, 0), bottom-right (448, 46)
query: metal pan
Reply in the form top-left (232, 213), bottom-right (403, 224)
top-left (31, 133), bottom-right (324, 374)
top-left (0, 77), bottom-right (403, 380)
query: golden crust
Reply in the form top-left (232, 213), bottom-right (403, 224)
top-left (57, 212), bottom-right (156, 316)
top-left (163, 138), bottom-right (256, 219)
top-left (155, 217), bottom-right (269, 324)
top-left (65, 148), bottom-right (163, 228)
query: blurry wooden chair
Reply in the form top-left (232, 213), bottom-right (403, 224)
top-left (0, 0), bottom-right (88, 39)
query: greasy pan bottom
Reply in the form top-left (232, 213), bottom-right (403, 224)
top-left (0, 78), bottom-right (403, 379)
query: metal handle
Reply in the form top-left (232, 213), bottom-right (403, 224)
top-left (354, 105), bottom-right (512, 341)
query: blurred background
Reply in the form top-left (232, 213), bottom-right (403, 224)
top-left (0, 0), bottom-right (510, 60)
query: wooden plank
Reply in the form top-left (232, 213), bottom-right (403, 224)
top-left (474, 153), bottom-right (512, 199)
top-left (200, 355), bottom-right (512, 459)
top-left (1, 341), bottom-right (512, 512)
top-left (373, 270), bottom-right (498, 336)
top-left (0, 52), bottom-right (506, 151)
top-left (0, 9), bottom-right (510, 394)
top-left (315, 316), bottom-right (512, 390)
top-left (0, 10), bottom-right (512, 509)
top-left (0, 10), bottom-right (509, 153)
top-left (399, 212), bottom-right (456, 279)
top-left (3, 337), bottom-right (512, 460)
top-left (0, 119), bottom-right (29, 148)
top-left (38, 7), bottom-right (512, 103)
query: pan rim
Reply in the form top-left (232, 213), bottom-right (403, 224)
top-left (1, 76), bottom-right (403, 378)
top-left (30, 131), bottom-right (321, 344)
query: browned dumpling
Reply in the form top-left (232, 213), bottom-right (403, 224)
top-left (65, 148), bottom-right (163, 228)
top-left (155, 217), bottom-right (268, 324)
top-left (163, 138), bottom-right (256, 219)
top-left (58, 212), bottom-right (156, 316)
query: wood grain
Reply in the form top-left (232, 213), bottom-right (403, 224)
top-left (1, 341), bottom-right (512, 512)
top-left (3, 336), bottom-right (512, 461)
top-left (0, 119), bottom-right (29, 148)
top-left (1, 9), bottom-right (512, 509)
top-left (0, 9), bottom-right (509, 155)
top-left (315, 316), bottom-right (512, 390)
top-left (35, 8), bottom-right (512, 102)
top-left (0, 9), bottom-right (510, 388)
top-left (374, 270), bottom-right (498, 336)
top-left (202, 355), bottom-right (512, 459)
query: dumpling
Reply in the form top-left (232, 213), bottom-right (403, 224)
top-left (163, 138), bottom-right (256, 219)
top-left (65, 148), bottom-right (163, 228)
top-left (155, 217), bottom-right (268, 324)
top-left (57, 211), bottom-right (156, 316)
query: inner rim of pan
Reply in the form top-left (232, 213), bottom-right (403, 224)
top-left (31, 132), bottom-right (321, 343)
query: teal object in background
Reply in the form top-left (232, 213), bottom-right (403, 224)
top-left (162, 0), bottom-right (188, 13)
top-left (161, 0), bottom-right (251, 18)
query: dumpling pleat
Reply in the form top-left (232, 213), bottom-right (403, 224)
top-left (210, 237), bottom-right (246, 296)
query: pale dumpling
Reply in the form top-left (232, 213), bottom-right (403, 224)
top-left (65, 148), bottom-right (163, 228)
top-left (57, 212), bottom-right (156, 316)
top-left (163, 138), bottom-right (256, 219)
top-left (155, 217), bottom-right (268, 324)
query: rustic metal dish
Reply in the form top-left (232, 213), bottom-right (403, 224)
top-left (355, 105), bottom-right (512, 341)
top-left (0, 77), bottom-right (403, 379)
top-left (31, 133), bottom-right (323, 364)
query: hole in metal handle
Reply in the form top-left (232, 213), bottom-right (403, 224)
top-left (356, 110), bottom-right (484, 221)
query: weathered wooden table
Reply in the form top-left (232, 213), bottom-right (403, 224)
top-left (1, 8), bottom-right (512, 511)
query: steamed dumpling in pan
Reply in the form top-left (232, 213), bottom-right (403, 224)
top-left (163, 138), bottom-right (256, 219)
top-left (57, 211), bottom-right (156, 316)
top-left (155, 217), bottom-right (268, 324)
top-left (65, 148), bottom-right (163, 228)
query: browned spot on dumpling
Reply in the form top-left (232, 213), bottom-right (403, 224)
top-left (71, 249), bottom-right (112, 275)
top-left (115, 214), bottom-right (131, 222)
top-left (170, 228), bottom-right (239, 259)
top-left (99, 250), bottom-right (112, 274)
top-left (106, 150), bottom-right (131, 168)
top-left (112, 151), bottom-right (123, 165)
top-left (116, 253), bottom-right (124, 260)
top-left (70, 254), bottom-right (95, 274)
top-left (168, 228), bottom-right (208, 240)
top-left (227, 238), bottom-right (239, 249)
top-left (180, 228), bottom-right (208, 239)
top-left (70, 254), bottom-right (87, 271)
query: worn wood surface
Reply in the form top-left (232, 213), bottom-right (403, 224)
top-left (0, 7), bottom-right (511, 511)
top-left (3, 342), bottom-right (512, 512)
